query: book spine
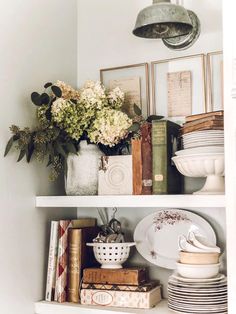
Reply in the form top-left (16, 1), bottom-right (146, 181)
top-left (83, 268), bottom-right (146, 285)
top-left (141, 123), bottom-right (152, 195)
top-left (55, 220), bottom-right (72, 303)
top-left (68, 229), bottom-right (81, 303)
top-left (152, 121), bottom-right (167, 194)
top-left (45, 221), bottom-right (59, 301)
top-left (81, 281), bottom-right (158, 292)
top-left (80, 287), bottom-right (161, 309)
top-left (71, 218), bottom-right (96, 228)
top-left (132, 138), bottom-right (142, 195)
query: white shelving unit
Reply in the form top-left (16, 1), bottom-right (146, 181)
top-left (35, 300), bottom-right (171, 314)
top-left (34, 194), bottom-right (226, 314)
top-left (36, 195), bottom-right (225, 208)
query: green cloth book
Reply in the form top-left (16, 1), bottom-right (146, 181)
top-left (152, 120), bottom-right (182, 194)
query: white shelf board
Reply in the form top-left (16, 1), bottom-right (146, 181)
top-left (36, 195), bottom-right (225, 208)
top-left (35, 300), bottom-right (171, 314)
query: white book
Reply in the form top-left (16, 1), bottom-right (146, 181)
top-left (45, 221), bottom-right (59, 301)
top-left (81, 286), bottom-right (162, 309)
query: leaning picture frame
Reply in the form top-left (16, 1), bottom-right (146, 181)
top-left (151, 54), bottom-right (206, 124)
top-left (100, 63), bottom-right (150, 118)
top-left (207, 51), bottom-right (224, 111)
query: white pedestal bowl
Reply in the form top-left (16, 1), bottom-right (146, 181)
top-left (172, 153), bottom-right (225, 195)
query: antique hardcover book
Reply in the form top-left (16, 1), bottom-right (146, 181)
top-left (141, 122), bottom-right (152, 195)
top-left (81, 280), bottom-right (159, 292)
top-left (152, 120), bottom-right (182, 194)
top-left (183, 115), bottom-right (223, 128)
top-left (185, 110), bottom-right (224, 122)
top-left (67, 227), bottom-right (99, 303)
top-left (83, 267), bottom-right (147, 285)
top-left (54, 218), bottom-right (97, 302)
top-left (55, 220), bottom-right (71, 303)
top-left (132, 138), bottom-right (142, 195)
top-left (70, 218), bottom-right (96, 228)
top-left (45, 221), bottom-right (59, 301)
top-left (80, 286), bottom-right (162, 309)
top-left (181, 120), bottom-right (224, 134)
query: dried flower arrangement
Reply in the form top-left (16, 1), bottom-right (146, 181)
top-left (4, 80), bottom-right (142, 180)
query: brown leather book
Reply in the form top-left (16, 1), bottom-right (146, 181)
top-left (181, 120), bottom-right (224, 135)
top-left (132, 138), bottom-right (142, 195)
top-left (67, 227), bottom-right (99, 302)
top-left (83, 267), bottom-right (147, 285)
top-left (141, 123), bottom-right (152, 195)
top-left (81, 280), bottom-right (159, 292)
top-left (183, 115), bottom-right (223, 128)
top-left (185, 110), bottom-right (224, 122)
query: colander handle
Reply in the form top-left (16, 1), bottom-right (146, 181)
top-left (126, 242), bottom-right (136, 247)
top-left (86, 243), bottom-right (96, 247)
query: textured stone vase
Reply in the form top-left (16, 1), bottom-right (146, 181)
top-left (65, 141), bottom-right (103, 196)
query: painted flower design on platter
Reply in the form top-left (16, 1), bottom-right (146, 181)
top-left (153, 210), bottom-right (191, 232)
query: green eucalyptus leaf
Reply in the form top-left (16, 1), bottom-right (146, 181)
top-left (51, 85), bottom-right (62, 98)
top-left (45, 108), bottom-right (52, 120)
top-left (146, 115), bottom-right (164, 123)
top-left (47, 143), bottom-right (54, 158)
top-left (40, 93), bottom-right (50, 105)
top-left (46, 155), bottom-right (52, 167)
top-left (133, 104), bottom-right (142, 116)
top-left (44, 82), bottom-right (53, 89)
top-left (55, 141), bottom-right (67, 158)
top-left (17, 150), bottom-right (26, 162)
top-left (4, 136), bottom-right (14, 157)
top-left (128, 122), bottom-right (140, 133)
top-left (26, 142), bottom-right (35, 163)
top-left (65, 143), bottom-right (77, 154)
top-left (31, 92), bottom-right (42, 106)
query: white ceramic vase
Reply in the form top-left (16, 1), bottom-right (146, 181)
top-left (65, 140), bottom-right (103, 196)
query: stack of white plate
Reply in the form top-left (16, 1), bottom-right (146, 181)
top-left (168, 273), bottom-right (228, 314)
top-left (182, 130), bottom-right (224, 149)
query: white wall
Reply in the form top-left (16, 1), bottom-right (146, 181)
top-left (78, 0), bottom-right (222, 86)
top-left (0, 1), bottom-right (77, 313)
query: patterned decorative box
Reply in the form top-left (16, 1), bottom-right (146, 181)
top-left (80, 286), bottom-right (161, 309)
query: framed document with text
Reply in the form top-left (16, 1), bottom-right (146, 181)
top-left (100, 63), bottom-right (150, 118)
top-left (151, 54), bottom-right (206, 124)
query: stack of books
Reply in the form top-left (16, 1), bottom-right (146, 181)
top-left (80, 267), bottom-right (162, 309)
top-left (132, 119), bottom-right (182, 195)
top-left (181, 110), bottom-right (224, 134)
top-left (45, 218), bottom-right (99, 303)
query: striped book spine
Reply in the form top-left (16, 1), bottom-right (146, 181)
top-left (45, 221), bottom-right (59, 301)
top-left (55, 220), bottom-right (72, 303)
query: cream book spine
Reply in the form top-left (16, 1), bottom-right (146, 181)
top-left (80, 286), bottom-right (162, 309)
top-left (45, 221), bottom-right (59, 301)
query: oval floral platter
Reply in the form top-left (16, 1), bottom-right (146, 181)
top-left (133, 209), bottom-right (216, 269)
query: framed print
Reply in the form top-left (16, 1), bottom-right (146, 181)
top-left (207, 51), bottom-right (224, 111)
top-left (151, 54), bottom-right (206, 124)
top-left (100, 63), bottom-right (150, 118)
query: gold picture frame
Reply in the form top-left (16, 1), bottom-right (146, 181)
top-left (151, 54), bottom-right (207, 123)
top-left (207, 51), bottom-right (224, 111)
top-left (100, 63), bottom-right (150, 118)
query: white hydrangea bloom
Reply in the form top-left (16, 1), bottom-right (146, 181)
top-left (88, 108), bottom-right (132, 147)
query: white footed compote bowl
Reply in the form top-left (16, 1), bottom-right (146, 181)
top-left (172, 153), bottom-right (225, 195)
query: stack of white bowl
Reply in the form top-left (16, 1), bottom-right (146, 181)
top-left (172, 131), bottom-right (225, 194)
top-left (168, 232), bottom-right (228, 313)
